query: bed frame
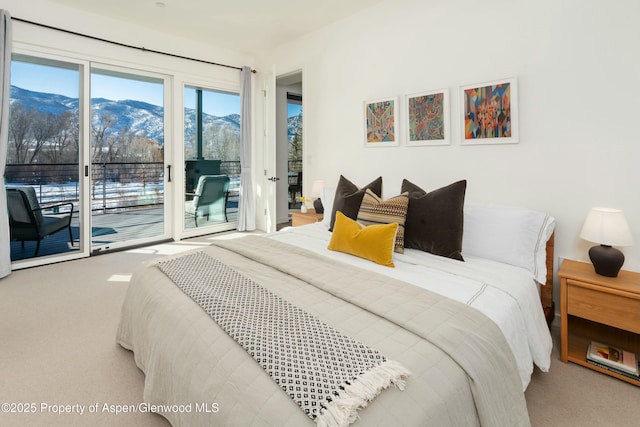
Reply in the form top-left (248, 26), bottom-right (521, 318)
top-left (542, 232), bottom-right (555, 327)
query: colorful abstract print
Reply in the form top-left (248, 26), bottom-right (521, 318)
top-left (464, 83), bottom-right (511, 140)
top-left (366, 100), bottom-right (395, 143)
top-left (409, 93), bottom-right (445, 141)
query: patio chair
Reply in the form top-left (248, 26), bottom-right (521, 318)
top-left (185, 175), bottom-right (230, 227)
top-left (288, 171), bottom-right (302, 208)
top-left (6, 186), bottom-right (74, 257)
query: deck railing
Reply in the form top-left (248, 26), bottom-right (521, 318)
top-left (5, 160), bottom-right (299, 213)
top-left (5, 161), bottom-right (242, 213)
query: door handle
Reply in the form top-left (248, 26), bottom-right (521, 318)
top-left (267, 176), bottom-right (280, 182)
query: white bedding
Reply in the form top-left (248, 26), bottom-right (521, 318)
top-left (269, 222), bottom-right (553, 390)
top-left (117, 235), bottom-right (532, 426)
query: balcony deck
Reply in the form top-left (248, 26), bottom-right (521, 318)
top-left (10, 201), bottom-right (239, 262)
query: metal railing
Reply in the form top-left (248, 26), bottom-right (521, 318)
top-left (288, 160), bottom-right (302, 173)
top-left (5, 161), bottom-right (242, 213)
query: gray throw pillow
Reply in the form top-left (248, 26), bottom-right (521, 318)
top-left (401, 179), bottom-right (466, 261)
top-left (329, 175), bottom-right (383, 231)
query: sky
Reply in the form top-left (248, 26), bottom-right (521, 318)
top-left (11, 60), bottom-right (241, 117)
top-left (288, 103), bottom-right (302, 118)
top-left (11, 60), bottom-right (303, 118)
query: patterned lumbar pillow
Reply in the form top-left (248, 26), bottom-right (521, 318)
top-left (357, 189), bottom-right (409, 253)
top-left (328, 211), bottom-right (398, 267)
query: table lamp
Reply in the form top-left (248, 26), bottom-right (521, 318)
top-left (310, 180), bottom-right (325, 214)
top-left (579, 207), bottom-right (634, 277)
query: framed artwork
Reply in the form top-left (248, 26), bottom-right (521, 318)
top-left (405, 88), bottom-right (449, 146)
top-left (460, 77), bottom-right (518, 144)
top-left (364, 97), bottom-right (398, 147)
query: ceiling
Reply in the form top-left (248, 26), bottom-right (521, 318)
top-left (47, 0), bottom-right (386, 55)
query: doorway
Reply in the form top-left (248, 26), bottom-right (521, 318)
top-left (275, 71), bottom-right (303, 229)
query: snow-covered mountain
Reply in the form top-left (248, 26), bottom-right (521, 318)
top-left (9, 86), bottom-right (236, 144)
top-left (288, 114), bottom-right (302, 142)
top-left (91, 98), bottom-right (166, 143)
top-left (10, 85), bottom-right (301, 144)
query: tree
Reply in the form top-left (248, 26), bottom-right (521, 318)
top-left (29, 112), bottom-right (61, 163)
top-left (202, 122), bottom-right (240, 161)
top-left (91, 110), bottom-right (116, 163)
top-left (289, 111), bottom-right (303, 161)
top-left (43, 111), bottom-right (76, 163)
top-left (8, 103), bottom-right (34, 163)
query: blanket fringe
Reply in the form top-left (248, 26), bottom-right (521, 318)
top-left (316, 360), bottom-right (411, 427)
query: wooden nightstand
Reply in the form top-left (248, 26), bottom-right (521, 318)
top-left (291, 209), bottom-right (323, 227)
top-left (559, 259), bottom-right (640, 386)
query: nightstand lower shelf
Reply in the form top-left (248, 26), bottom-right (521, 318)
top-left (565, 316), bottom-right (640, 386)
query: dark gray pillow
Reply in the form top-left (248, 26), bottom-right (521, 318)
top-left (401, 179), bottom-right (467, 261)
top-left (329, 175), bottom-right (383, 231)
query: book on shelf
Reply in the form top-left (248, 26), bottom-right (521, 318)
top-left (586, 358), bottom-right (640, 381)
top-left (586, 341), bottom-right (639, 377)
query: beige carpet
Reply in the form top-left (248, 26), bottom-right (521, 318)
top-left (1, 234), bottom-right (639, 426)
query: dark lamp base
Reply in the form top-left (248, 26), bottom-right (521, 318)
top-left (589, 245), bottom-right (625, 277)
top-left (313, 198), bottom-right (324, 214)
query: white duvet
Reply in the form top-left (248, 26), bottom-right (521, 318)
top-left (268, 222), bottom-right (553, 390)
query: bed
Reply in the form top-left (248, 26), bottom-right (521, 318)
top-left (116, 177), bottom-right (555, 427)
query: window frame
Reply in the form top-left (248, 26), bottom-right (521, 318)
top-left (178, 80), bottom-right (242, 237)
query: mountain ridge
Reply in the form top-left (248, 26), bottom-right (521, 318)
top-left (10, 85), bottom-right (301, 144)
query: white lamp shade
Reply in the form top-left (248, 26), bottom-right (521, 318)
top-left (580, 207), bottom-right (634, 246)
top-left (310, 180), bottom-right (325, 198)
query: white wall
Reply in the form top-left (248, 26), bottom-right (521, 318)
top-left (259, 0), bottom-right (640, 307)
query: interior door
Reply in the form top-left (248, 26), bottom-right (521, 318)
top-left (262, 65), bottom-right (278, 233)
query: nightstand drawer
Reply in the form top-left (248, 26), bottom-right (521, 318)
top-left (568, 280), bottom-right (640, 333)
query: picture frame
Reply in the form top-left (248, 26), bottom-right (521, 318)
top-left (405, 88), bottom-right (450, 146)
top-left (460, 77), bottom-right (518, 145)
top-left (364, 97), bottom-right (399, 147)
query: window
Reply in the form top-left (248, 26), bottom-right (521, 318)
top-left (8, 56), bottom-right (80, 166)
top-left (287, 92), bottom-right (303, 209)
top-left (6, 55), bottom-right (81, 261)
top-left (183, 86), bottom-right (240, 229)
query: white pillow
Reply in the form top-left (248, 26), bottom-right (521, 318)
top-left (320, 186), bottom-right (336, 229)
top-left (462, 203), bottom-right (555, 284)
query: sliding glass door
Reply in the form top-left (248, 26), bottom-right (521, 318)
top-left (6, 54), bottom-right (85, 263)
top-left (6, 53), bottom-right (172, 267)
top-left (89, 67), bottom-right (169, 253)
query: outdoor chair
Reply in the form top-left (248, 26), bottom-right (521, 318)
top-left (288, 171), bottom-right (302, 208)
top-left (6, 186), bottom-right (74, 257)
top-left (185, 175), bottom-right (230, 227)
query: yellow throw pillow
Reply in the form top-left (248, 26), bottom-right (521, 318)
top-left (327, 211), bottom-right (398, 267)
